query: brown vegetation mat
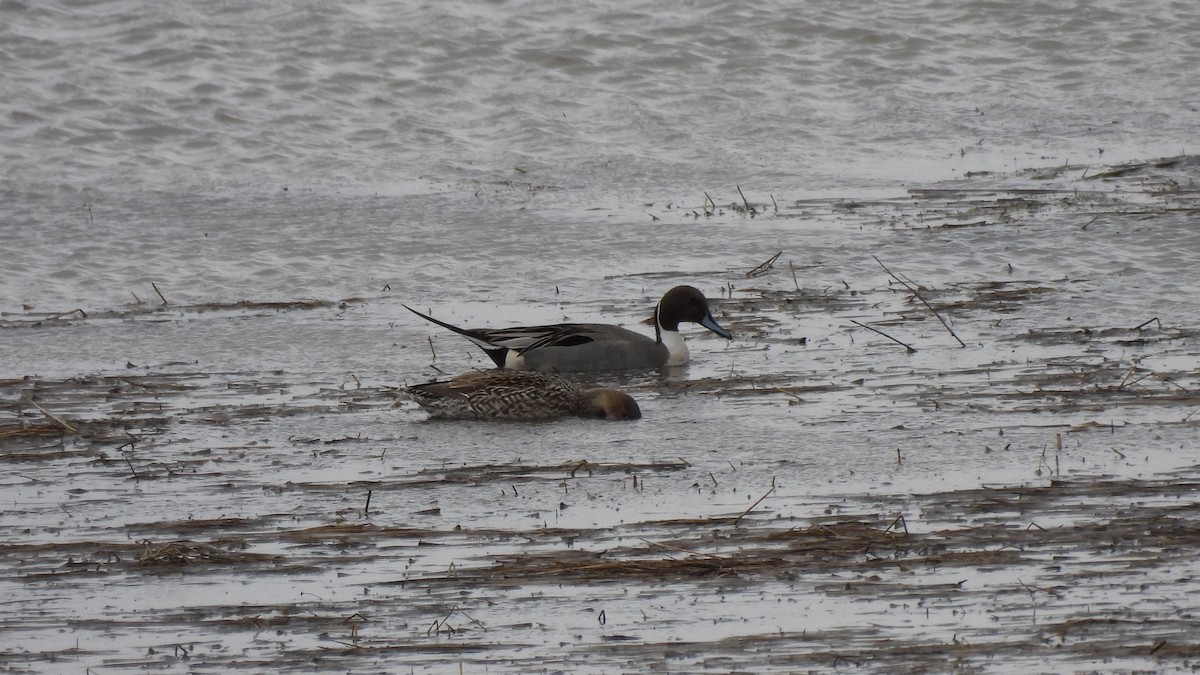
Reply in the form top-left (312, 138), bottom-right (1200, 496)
top-left (399, 474), bottom-right (1200, 588)
top-left (0, 296), bottom-right (367, 328)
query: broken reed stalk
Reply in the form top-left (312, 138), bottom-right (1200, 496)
top-left (49, 308), bottom-right (88, 321)
top-left (1155, 372), bottom-right (1191, 393)
top-left (736, 185), bottom-right (753, 212)
top-left (884, 513), bottom-right (908, 535)
top-left (734, 476), bottom-right (776, 525)
top-left (1134, 317), bottom-right (1161, 330)
top-left (29, 400), bottom-right (77, 433)
top-left (640, 537), bottom-right (726, 561)
top-left (702, 191), bottom-right (715, 215)
top-left (364, 489), bottom-right (372, 517)
top-left (746, 251), bottom-right (782, 278)
top-left (1113, 365), bottom-right (1142, 391)
top-left (151, 282), bottom-right (169, 306)
top-left (428, 606), bottom-right (484, 635)
top-left (850, 319), bottom-right (917, 353)
top-left (872, 255), bottom-right (966, 348)
top-left (123, 453), bottom-right (140, 482)
top-left (772, 386), bottom-right (803, 403)
top-left (788, 261), bottom-right (800, 291)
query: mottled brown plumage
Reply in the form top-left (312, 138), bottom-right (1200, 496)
top-left (407, 370), bottom-right (641, 421)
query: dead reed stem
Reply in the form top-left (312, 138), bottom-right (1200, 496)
top-left (873, 256), bottom-right (966, 347)
top-left (736, 185), bottom-right (753, 212)
top-left (48, 308), bottom-right (87, 321)
top-left (850, 319), bottom-right (917, 353)
top-left (746, 251), bottom-right (782, 278)
top-left (123, 452), bottom-right (140, 482)
top-left (28, 400), bottom-right (76, 433)
top-left (734, 477), bottom-right (776, 525)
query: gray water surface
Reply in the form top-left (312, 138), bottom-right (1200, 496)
top-left (2, 1), bottom-right (1199, 672)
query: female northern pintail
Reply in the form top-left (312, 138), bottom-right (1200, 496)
top-left (404, 285), bottom-right (731, 372)
top-left (407, 370), bottom-right (641, 421)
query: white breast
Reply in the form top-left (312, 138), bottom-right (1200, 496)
top-left (660, 330), bottom-right (689, 366)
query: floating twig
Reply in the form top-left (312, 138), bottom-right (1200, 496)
top-left (850, 319), bottom-right (917, 353)
top-left (873, 256), bottom-right (965, 347)
top-left (640, 538), bottom-right (725, 561)
top-left (29, 400), bottom-right (76, 433)
top-left (569, 460), bottom-right (595, 478)
top-left (48, 308), bottom-right (88, 321)
top-left (734, 477), bottom-right (776, 525)
top-left (426, 605), bottom-right (482, 635)
top-left (883, 513), bottom-right (908, 535)
top-left (1156, 372), bottom-right (1191, 393)
top-left (123, 452), bottom-right (140, 483)
top-left (772, 386), bottom-right (804, 404)
top-left (746, 251), bottom-right (782, 278)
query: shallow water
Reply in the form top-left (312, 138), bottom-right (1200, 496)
top-left (4, 157), bottom-right (1200, 673)
top-left (3, 0), bottom-right (1200, 672)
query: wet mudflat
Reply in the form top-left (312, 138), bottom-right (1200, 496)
top-left (3, 156), bottom-right (1200, 673)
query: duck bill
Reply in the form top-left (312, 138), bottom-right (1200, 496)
top-left (700, 312), bottom-right (732, 340)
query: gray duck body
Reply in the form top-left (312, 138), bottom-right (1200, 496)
top-left (404, 285), bottom-right (731, 373)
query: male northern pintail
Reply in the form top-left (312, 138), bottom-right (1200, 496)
top-left (407, 370), bottom-right (641, 421)
top-left (404, 285), bottom-right (732, 372)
